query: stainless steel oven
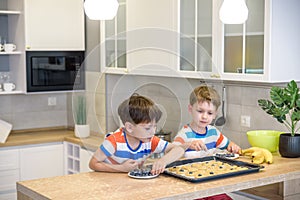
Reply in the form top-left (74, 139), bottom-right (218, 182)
top-left (26, 51), bottom-right (85, 92)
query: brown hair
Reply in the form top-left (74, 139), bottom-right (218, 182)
top-left (190, 86), bottom-right (221, 109)
top-left (118, 94), bottom-right (162, 125)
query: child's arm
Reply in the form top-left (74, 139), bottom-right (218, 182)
top-left (226, 141), bottom-right (241, 154)
top-left (186, 140), bottom-right (208, 151)
top-left (89, 148), bottom-right (139, 172)
top-left (151, 143), bottom-right (185, 175)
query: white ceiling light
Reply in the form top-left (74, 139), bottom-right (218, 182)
top-left (219, 0), bottom-right (249, 24)
top-left (84, 0), bottom-right (119, 20)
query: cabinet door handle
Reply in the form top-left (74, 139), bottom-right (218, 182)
top-left (210, 74), bottom-right (221, 78)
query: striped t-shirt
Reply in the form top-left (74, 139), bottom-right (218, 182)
top-left (173, 125), bottom-right (229, 152)
top-left (100, 128), bottom-right (168, 164)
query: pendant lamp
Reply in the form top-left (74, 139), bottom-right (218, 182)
top-left (219, 0), bottom-right (249, 24)
top-left (84, 0), bottom-right (119, 20)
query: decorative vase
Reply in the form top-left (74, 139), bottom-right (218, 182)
top-left (279, 133), bottom-right (300, 158)
top-left (75, 124), bottom-right (90, 138)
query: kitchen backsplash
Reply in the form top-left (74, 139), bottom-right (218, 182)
top-left (0, 93), bottom-right (68, 130)
top-left (105, 74), bottom-right (287, 149)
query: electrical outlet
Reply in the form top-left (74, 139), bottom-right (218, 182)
top-left (241, 115), bottom-right (251, 127)
top-left (48, 97), bottom-right (57, 106)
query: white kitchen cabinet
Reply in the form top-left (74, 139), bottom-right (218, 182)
top-left (1, 0), bottom-right (85, 95)
top-left (0, 148), bottom-right (19, 200)
top-left (64, 142), bottom-right (93, 174)
top-left (101, 0), bottom-right (179, 77)
top-left (0, 0), bottom-right (26, 94)
top-left (219, 0), bottom-right (300, 82)
top-left (126, 0), bottom-right (178, 76)
top-left (0, 143), bottom-right (64, 199)
top-left (24, 0), bottom-right (85, 50)
top-left (20, 143), bottom-right (64, 181)
top-left (101, 0), bottom-right (127, 72)
top-left (178, 0), bottom-right (222, 79)
top-left (80, 148), bottom-right (93, 173)
top-left (64, 141), bottom-right (80, 174)
top-left (101, 0), bottom-right (300, 83)
top-left (0, 192), bottom-right (17, 200)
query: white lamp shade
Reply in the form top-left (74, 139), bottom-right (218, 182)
top-left (84, 0), bottom-right (119, 20)
top-left (219, 0), bottom-right (249, 24)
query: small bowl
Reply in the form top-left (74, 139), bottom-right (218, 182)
top-left (247, 130), bottom-right (283, 152)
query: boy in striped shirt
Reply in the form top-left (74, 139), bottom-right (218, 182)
top-left (89, 94), bottom-right (184, 175)
top-left (173, 86), bottom-right (241, 157)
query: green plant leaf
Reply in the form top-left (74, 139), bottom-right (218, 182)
top-left (270, 87), bottom-right (285, 107)
top-left (285, 80), bottom-right (299, 109)
top-left (295, 93), bottom-right (300, 109)
top-left (258, 99), bottom-right (274, 113)
top-left (74, 95), bottom-right (87, 125)
top-left (292, 110), bottom-right (300, 121)
top-left (258, 80), bottom-right (300, 135)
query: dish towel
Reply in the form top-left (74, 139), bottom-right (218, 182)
top-left (0, 119), bottom-right (12, 143)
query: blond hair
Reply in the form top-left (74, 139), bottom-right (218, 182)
top-left (190, 86), bottom-right (221, 109)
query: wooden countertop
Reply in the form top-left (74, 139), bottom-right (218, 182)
top-left (0, 128), bottom-right (103, 151)
top-left (17, 155), bottom-right (300, 200)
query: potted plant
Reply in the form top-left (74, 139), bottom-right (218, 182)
top-left (73, 95), bottom-right (90, 138)
top-left (258, 80), bottom-right (300, 157)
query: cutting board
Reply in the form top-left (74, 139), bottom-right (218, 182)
top-left (0, 119), bottom-right (12, 143)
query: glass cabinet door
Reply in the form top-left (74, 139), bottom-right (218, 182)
top-left (223, 0), bottom-right (265, 75)
top-left (103, 0), bottom-right (126, 69)
top-left (180, 0), bottom-right (213, 73)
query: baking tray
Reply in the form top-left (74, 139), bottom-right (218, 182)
top-left (163, 156), bottom-right (263, 183)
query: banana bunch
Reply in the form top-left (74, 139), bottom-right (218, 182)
top-left (242, 147), bottom-right (273, 164)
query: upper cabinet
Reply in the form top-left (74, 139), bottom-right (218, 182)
top-left (24, 0), bottom-right (85, 51)
top-left (0, 0), bottom-right (26, 94)
top-left (219, 0), bottom-right (300, 82)
top-left (0, 0), bottom-right (85, 95)
top-left (126, 0), bottom-right (178, 76)
top-left (100, 0), bottom-right (127, 72)
top-left (217, 0), bottom-right (265, 81)
top-left (179, 0), bottom-right (220, 79)
top-left (101, 0), bottom-right (179, 77)
top-left (101, 0), bottom-right (300, 83)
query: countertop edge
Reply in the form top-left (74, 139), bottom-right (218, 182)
top-left (17, 183), bottom-right (50, 200)
top-left (0, 129), bottom-right (104, 151)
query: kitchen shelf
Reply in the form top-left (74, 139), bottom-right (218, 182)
top-left (0, 90), bottom-right (24, 95)
top-left (0, 51), bottom-right (22, 55)
top-left (65, 142), bottom-right (80, 174)
top-left (0, 10), bottom-right (21, 15)
top-left (224, 32), bottom-right (264, 37)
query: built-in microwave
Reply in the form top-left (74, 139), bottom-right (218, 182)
top-left (26, 51), bottom-right (85, 92)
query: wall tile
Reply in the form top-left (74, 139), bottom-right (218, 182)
top-left (241, 87), bottom-right (270, 106)
top-left (12, 110), bottom-right (67, 130)
top-left (226, 85), bottom-right (242, 105)
top-left (0, 93), bottom-right (68, 130)
top-left (224, 104), bottom-right (242, 132)
top-left (0, 95), bottom-right (13, 114)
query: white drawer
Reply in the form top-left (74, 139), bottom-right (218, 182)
top-left (0, 191), bottom-right (17, 200)
top-left (0, 169), bottom-right (19, 192)
top-left (0, 149), bottom-right (19, 170)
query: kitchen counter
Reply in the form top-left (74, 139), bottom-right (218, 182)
top-left (0, 128), bottom-right (103, 151)
top-left (17, 155), bottom-right (300, 200)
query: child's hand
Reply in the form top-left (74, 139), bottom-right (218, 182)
top-left (151, 159), bottom-right (167, 175)
top-left (227, 142), bottom-right (241, 154)
top-left (121, 159), bottom-right (139, 172)
top-left (189, 140), bottom-right (208, 151)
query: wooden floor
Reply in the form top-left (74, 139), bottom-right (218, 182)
top-left (241, 183), bottom-right (283, 199)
